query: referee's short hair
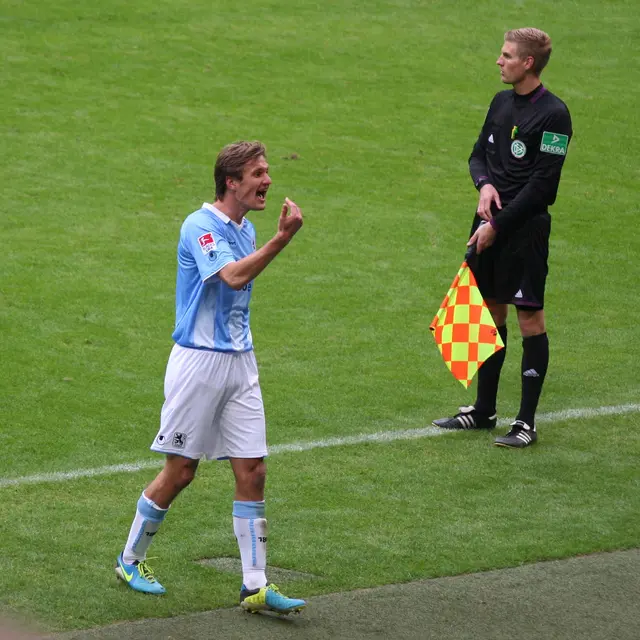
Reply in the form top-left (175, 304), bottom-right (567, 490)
top-left (214, 141), bottom-right (267, 199)
top-left (505, 28), bottom-right (552, 75)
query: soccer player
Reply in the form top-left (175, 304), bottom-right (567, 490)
top-left (433, 28), bottom-right (572, 448)
top-left (115, 141), bottom-right (306, 614)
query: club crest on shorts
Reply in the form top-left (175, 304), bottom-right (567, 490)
top-left (172, 432), bottom-right (187, 449)
top-left (510, 140), bottom-right (527, 158)
top-left (198, 233), bottom-right (216, 254)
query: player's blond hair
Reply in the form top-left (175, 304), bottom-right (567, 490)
top-left (214, 141), bottom-right (267, 199)
top-left (505, 28), bottom-right (552, 75)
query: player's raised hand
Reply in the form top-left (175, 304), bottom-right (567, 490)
top-left (278, 197), bottom-right (303, 239)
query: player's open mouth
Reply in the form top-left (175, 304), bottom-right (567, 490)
top-left (256, 189), bottom-right (268, 202)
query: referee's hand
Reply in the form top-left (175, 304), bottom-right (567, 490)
top-left (477, 184), bottom-right (502, 221)
top-left (468, 221), bottom-right (496, 254)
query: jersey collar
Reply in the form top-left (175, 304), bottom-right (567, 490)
top-left (513, 83), bottom-right (546, 104)
top-left (202, 202), bottom-right (244, 228)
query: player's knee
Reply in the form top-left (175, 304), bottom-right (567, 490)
top-left (165, 459), bottom-right (198, 491)
top-left (248, 460), bottom-right (266, 492)
top-left (237, 460), bottom-right (266, 495)
top-left (176, 464), bottom-right (197, 489)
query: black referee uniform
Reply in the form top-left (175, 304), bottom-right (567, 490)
top-left (468, 84), bottom-right (572, 308)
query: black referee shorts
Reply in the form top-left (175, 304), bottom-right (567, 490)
top-left (468, 212), bottom-right (551, 310)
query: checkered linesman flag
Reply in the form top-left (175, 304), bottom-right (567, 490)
top-left (429, 248), bottom-right (504, 388)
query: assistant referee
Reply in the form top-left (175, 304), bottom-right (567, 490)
top-left (433, 28), bottom-right (573, 448)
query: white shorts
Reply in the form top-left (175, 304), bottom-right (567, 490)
top-left (151, 344), bottom-right (267, 461)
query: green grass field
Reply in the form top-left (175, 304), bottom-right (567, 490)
top-left (1, 0), bottom-right (639, 632)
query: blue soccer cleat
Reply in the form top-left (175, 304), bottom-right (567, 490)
top-left (115, 552), bottom-right (166, 595)
top-left (240, 583), bottom-right (306, 615)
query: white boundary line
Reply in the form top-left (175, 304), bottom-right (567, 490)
top-left (1, 403), bottom-right (639, 489)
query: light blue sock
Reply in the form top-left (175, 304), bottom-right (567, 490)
top-left (233, 501), bottom-right (267, 590)
top-left (123, 493), bottom-right (168, 564)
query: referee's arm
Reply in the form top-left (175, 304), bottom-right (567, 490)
top-left (490, 109), bottom-right (573, 233)
top-left (469, 96), bottom-right (499, 191)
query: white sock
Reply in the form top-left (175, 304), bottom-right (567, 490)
top-left (232, 500), bottom-right (267, 590)
top-left (122, 492), bottom-right (168, 565)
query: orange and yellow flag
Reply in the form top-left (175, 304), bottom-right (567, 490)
top-left (429, 256), bottom-right (504, 388)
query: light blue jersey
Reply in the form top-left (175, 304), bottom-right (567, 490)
top-left (172, 203), bottom-right (256, 352)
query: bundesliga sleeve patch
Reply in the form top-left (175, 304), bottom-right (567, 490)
top-left (540, 131), bottom-right (569, 156)
top-left (197, 232), bottom-right (217, 254)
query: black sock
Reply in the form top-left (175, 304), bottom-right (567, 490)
top-left (516, 333), bottom-right (549, 427)
top-left (474, 325), bottom-right (508, 415)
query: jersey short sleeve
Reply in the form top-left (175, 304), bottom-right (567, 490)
top-left (181, 216), bottom-right (236, 282)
